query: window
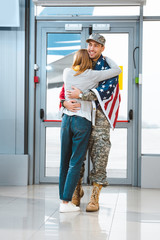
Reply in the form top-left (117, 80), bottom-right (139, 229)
top-left (142, 21), bottom-right (160, 154)
top-left (143, 0), bottom-right (160, 16)
top-left (36, 6), bottom-right (140, 17)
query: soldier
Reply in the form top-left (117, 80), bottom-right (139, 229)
top-left (60, 33), bottom-right (121, 212)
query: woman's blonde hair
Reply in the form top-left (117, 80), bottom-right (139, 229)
top-left (72, 49), bottom-right (92, 76)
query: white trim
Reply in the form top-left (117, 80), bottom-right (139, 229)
top-left (32, 0), bottom-right (146, 6)
top-left (139, 73), bottom-right (142, 84)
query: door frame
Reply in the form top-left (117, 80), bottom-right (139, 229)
top-left (35, 18), bottom-right (139, 186)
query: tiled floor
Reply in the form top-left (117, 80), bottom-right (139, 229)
top-left (0, 185), bottom-right (160, 240)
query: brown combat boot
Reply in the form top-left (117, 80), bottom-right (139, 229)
top-left (86, 182), bottom-right (102, 212)
top-left (71, 178), bottom-right (84, 206)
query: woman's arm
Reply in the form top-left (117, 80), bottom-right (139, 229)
top-left (81, 90), bottom-right (98, 101)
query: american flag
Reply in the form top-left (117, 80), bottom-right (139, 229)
top-left (92, 55), bottom-right (121, 129)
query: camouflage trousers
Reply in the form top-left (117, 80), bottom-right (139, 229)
top-left (79, 108), bottom-right (111, 186)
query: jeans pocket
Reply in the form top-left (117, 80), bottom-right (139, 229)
top-left (74, 116), bottom-right (91, 133)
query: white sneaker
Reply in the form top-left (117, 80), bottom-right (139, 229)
top-left (59, 202), bottom-right (80, 213)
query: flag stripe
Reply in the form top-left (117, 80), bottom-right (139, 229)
top-left (110, 98), bottom-right (119, 123)
top-left (108, 84), bottom-right (119, 119)
top-left (111, 93), bottom-right (120, 126)
top-left (113, 103), bottom-right (120, 128)
top-left (92, 83), bottom-right (121, 129)
top-left (104, 95), bottom-right (113, 110)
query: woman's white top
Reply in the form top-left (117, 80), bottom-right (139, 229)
top-left (62, 57), bottom-right (121, 122)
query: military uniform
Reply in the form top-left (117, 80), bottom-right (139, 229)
top-left (81, 90), bottom-right (110, 186)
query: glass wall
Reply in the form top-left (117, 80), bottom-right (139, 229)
top-left (142, 21), bottom-right (160, 154)
top-left (143, 0), bottom-right (160, 16)
top-left (36, 6), bottom-right (139, 17)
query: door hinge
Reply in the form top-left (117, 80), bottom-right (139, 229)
top-left (34, 64), bottom-right (39, 71)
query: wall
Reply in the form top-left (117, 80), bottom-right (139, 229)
top-left (0, 0), bottom-right (28, 185)
top-left (141, 156), bottom-right (160, 189)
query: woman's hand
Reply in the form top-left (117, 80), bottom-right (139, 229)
top-left (67, 86), bottom-right (82, 99)
top-left (63, 100), bottom-right (81, 112)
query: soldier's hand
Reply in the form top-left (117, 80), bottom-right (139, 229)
top-left (63, 100), bottom-right (81, 112)
top-left (67, 86), bottom-right (82, 99)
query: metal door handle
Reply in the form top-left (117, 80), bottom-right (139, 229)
top-left (129, 109), bottom-right (133, 120)
top-left (40, 109), bottom-right (44, 120)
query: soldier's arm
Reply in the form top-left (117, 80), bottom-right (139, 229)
top-left (81, 90), bottom-right (97, 101)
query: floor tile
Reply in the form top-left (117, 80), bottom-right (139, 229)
top-left (0, 185), bottom-right (160, 240)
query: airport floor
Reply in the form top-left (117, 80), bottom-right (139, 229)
top-left (0, 184), bottom-right (160, 240)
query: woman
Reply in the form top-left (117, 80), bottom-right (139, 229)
top-left (59, 49), bottom-right (121, 213)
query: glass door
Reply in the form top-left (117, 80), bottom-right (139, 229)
top-left (36, 24), bottom-right (86, 182)
top-left (97, 32), bottom-right (130, 183)
top-left (45, 32), bottom-right (82, 179)
top-left (35, 21), bottom-right (138, 185)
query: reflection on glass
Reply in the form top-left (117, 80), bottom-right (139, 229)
top-left (101, 33), bottom-right (128, 120)
top-left (36, 6), bottom-right (139, 16)
top-left (142, 22), bottom-right (160, 154)
top-left (46, 33), bottom-right (81, 120)
top-left (45, 127), bottom-right (61, 177)
top-left (107, 129), bottom-right (127, 178)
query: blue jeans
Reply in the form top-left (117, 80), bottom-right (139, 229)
top-left (59, 114), bottom-right (92, 201)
